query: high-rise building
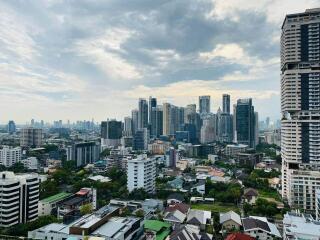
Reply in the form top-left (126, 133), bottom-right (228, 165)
top-left (66, 142), bottom-right (100, 167)
top-left (150, 106), bottom-right (163, 138)
top-left (133, 128), bottom-right (149, 150)
top-left (148, 96), bottom-right (157, 124)
top-left (222, 94), bottom-right (231, 114)
top-left (233, 98), bottom-right (257, 148)
top-left (200, 117), bottom-right (216, 144)
top-left (101, 120), bottom-right (122, 147)
top-left (281, 8), bottom-right (320, 212)
top-left (123, 117), bottom-right (133, 137)
top-left (0, 171), bottom-right (39, 227)
top-left (199, 96), bottom-right (211, 114)
top-left (131, 109), bottom-right (139, 134)
top-left (166, 147), bottom-right (178, 168)
top-left (127, 154), bottom-right (156, 193)
top-left (138, 98), bottom-right (148, 129)
top-left (0, 146), bottom-right (21, 167)
top-left (7, 120), bottom-right (16, 135)
top-left (20, 128), bottom-right (43, 147)
top-left (163, 103), bottom-right (172, 136)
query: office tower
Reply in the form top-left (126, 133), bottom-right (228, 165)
top-left (7, 120), bottom-right (16, 134)
top-left (133, 128), bottom-right (149, 150)
top-left (66, 142), bottom-right (100, 167)
top-left (138, 98), bottom-right (148, 129)
top-left (281, 9), bottom-right (320, 211)
top-left (182, 123), bottom-right (197, 143)
top-left (100, 120), bottom-right (122, 147)
top-left (0, 146), bottom-right (21, 167)
top-left (163, 103), bottom-right (171, 136)
top-left (218, 97), bottom-right (233, 142)
top-left (199, 96), bottom-right (211, 114)
top-left (20, 128), bottom-right (43, 147)
top-left (150, 106), bottom-right (163, 138)
top-left (233, 98), bottom-right (257, 148)
top-left (222, 94), bottom-right (231, 114)
top-left (127, 154), bottom-right (156, 193)
top-left (148, 96), bottom-right (157, 124)
top-left (123, 117), bottom-right (133, 137)
top-left (131, 109), bottom-right (139, 134)
top-left (0, 171), bottom-right (39, 227)
top-left (200, 117), bottom-right (216, 144)
top-left (31, 119), bottom-right (35, 126)
top-left (255, 112), bottom-right (259, 146)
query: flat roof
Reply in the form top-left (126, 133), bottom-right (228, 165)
top-left (41, 192), bottom-right (72, 203)
top-left (144, 220), bottom-right (171, 232)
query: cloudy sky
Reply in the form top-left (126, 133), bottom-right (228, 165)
top-left (0, 0), bottom-right (319, 124)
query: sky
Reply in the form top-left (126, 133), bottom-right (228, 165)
top-left (0, 0), bottom-right (319, 124)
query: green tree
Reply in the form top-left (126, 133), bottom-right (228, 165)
top-left (80, 203), bottom-right (93, 215)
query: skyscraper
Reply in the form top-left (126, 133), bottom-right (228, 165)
top-left (66, 142), bottom-right (100, 167)
top-left (150, 106), bottom-right (163, 138)
top-left (200, 117), bottom-right (216, 144)
top-left (123, 117), bottom-right (133, 137)
top-left (199, 95), bottom-right (211, 114)
top-left (281, 9), bottom-right (320, 211)
top-left (133, 128), bottom-right (149, 150)
top-left (148, 96), bottom-right (157, 124)
top-left (7, 120), bottom-right (16, 135)
top-left (234, 98), bottom-right (257, 148)
top-left (222, 94), bottom-right (231, 114)
top-left (138, 98), bottom-right (148, 129)
top-left (131, 109), bottom-right (139, 134)
top-left (101, 120), bottom-right (122, 147)
top-left (163, 103), bottom-right (171, 136)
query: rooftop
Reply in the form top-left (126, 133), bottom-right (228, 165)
top-left (41, 192), bottom-right (72, 204)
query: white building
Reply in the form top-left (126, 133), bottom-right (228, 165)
top-left (283, 212), bottom-right (320, 239)
top-left (21, 157), bottom-right (38, 170)
top-left (38, 192), bottom-right (72, 217)
top-left (127, 154), bottom-right (156, 194)
top-left (0, 146), bottom-right (21, 167)
top-left (0, 171), bottom-right (39, 227)
top-left (200, 117), bottom-right (215, 144)
top-left (281, 8), bottom-right (320, 212)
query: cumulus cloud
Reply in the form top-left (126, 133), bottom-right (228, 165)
top-left (1, 0), bottom-right (314, 122)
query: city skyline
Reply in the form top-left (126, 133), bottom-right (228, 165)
top-left (1, 1), bottom-right (319, 123)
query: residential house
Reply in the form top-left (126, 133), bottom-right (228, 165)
top-left (167, 193), bottom-right (185, 205)
top-left (186, 209), bottom-right (211, 230)
top-left (242, 216), bottom-right (281, 239)
top-left (168, 224), bottom-right (212, 240)
top-left (144, 220), bottom-right (171, 240)
top-left (243, 188), bottom-right (258, 205)
top-left (225, 233), bottom-right (255, 240)
top-left (219, 211), bottom-right (242, 233)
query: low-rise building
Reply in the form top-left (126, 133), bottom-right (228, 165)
top-left (243, 188), bottom-right (258, 205)
top-left (57, 188), bottom-right (97, 221)
top-left (283, 211), bottom-right (320, 240)
top-left (29, 205), bottom-right (144, 240)
top-left (219, 211), bottom-right (242, 233)
top-left (186, 209), bottom-right (211, 230)
top-left (144, 220), bottom-right (171, 240)
top-left (242, 216), bottom-right (281, 239)
top-left (21, 157), bottom-right (38, 170)
top-left (38, 192), bottom-right (72, 216)
top-left (225, 144), bottom-right (248, 157)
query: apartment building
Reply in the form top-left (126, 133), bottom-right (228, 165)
top-left (0, 171), bottom-right (39, 227)
top-left (127, 154), bottom-right (156, 194)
